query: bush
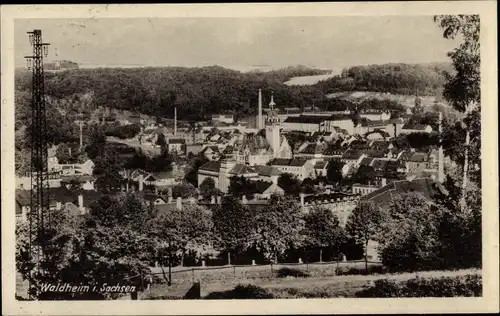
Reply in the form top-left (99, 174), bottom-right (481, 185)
top-left (205, 284), bottom-right (275, 299)
top-left (335, 264), bottom-right (386, 276)
top-left (355, 274), bottom-right (482, 297)
top-left (276, 267), bottom-right (310, 278)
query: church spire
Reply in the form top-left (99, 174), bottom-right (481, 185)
top-left (269, 92), bottom-right (276, 109)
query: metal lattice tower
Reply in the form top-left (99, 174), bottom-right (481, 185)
top-left (24, 29), bottom-right (50, 298)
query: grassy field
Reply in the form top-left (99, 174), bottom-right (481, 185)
top-left (144, 264), bottom-right (481, 299)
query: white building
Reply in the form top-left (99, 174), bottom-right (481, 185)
top-left (269, 158), bottom-right (315, 181)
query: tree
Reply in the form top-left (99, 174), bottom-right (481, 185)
top-left (184, 154), bottom-right (209, 187)
top-left (228, 176), bottom-right (258, 198)
top-left (199, 177), bottom-right (220, 198)
top-left (171, 181), bottom-right (196, 199)
top-left (253, 195), bottom-right (304, 263)
top-left (326, 159), bottom-right (344, 184)
top-left (156, 132), bottom-right (166, 149)
top-left (434, 174), bottom-right (482, 269)
top-left (85, 125), bottom-right (106, 159)
top-left (434, 15), bottom-right (480, 212)
top-left (149, 150), bottom-right (174, 173)
top-left (353, 165), bottom-right (377, 185)
top-left (301, 178), bottom-right (318, 194)
top-left (376, 193), bottom-right (443, 272)
top-left (277, 173), bottom-right (302, 196)
top-left (149, 204), bottom-right (213, 284)
top-left (16, 193), bottom-right (156, 300)
top-left (303, 207), bottom-right (346, 262)
top-left (212, 196), bottom-right (255, 264)
top-left (346, 201), bottom-right (385, 272)
top-left (93, 148), bottom-right (123, 193)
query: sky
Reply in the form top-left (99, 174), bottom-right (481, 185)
top-left (14, 16), bottom-right (460, 71)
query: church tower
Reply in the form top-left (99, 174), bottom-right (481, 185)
top-left (265, 93), bottom-right (281, 158)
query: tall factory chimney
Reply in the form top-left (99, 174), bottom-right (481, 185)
top-left (174, 106), bottom-right (177, 136)
top-left (438, 111), bottom-right (445, 183)
top-left (257, 89), bottom-right (263, 130)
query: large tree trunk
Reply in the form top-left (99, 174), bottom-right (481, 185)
top-left (460, 105), bottom-right (471, 213)
top-left (364, 239), bottom-right (369, 274)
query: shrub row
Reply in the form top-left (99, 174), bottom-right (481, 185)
top-left (356, 274), bottom-right (482, 297)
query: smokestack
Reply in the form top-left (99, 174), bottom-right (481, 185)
top-left (438, 112), bottom-right (444, 183)
top-left (258, 89), bottom-right (263, 130)
top-left (174, 107), bottom-right (177, 136)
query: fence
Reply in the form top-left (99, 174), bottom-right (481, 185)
top-left (150, 260), bottom-right (384, 286)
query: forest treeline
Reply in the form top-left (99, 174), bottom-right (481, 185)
top-left (15, 63), bottom-right (450, 122)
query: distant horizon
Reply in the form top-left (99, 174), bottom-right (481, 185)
top-left (15, 17), bottom-right (459, 70)
top-left (16, 60), bottom-right (451, 74)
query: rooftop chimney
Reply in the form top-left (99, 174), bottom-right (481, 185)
top-left (300, 193), bottom-right (305, 207)
top-left (242, 195), bottom-right (247, 204)
top-left (210, 196), bottom-right (216, 204)
top-left (381, 177), bottom-right (387, 187)
top-left (176, 197), bottom-right (182, 209)
top-left (167, 186), bottom-right (173, 203)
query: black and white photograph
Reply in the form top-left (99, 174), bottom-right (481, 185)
top-left (1, 2), bottom-right (498, 315)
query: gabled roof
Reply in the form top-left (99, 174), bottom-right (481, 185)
top-left (239, 134), bottom-right (271, 154)
top-left (253, 165), bottom-right (281, 177)
top-left (328, 114), bottom-right (353, 121)
top-left (283, 115), bottom-right (326, 125)
top-left (314, 161), bottom-right (328, 169)
top-left (300, 143), bottom-right (327, 155)
top-left (270, 158), bottom-right (309, 167)
top-left (371, 158), bottom-right (389, 171)
top-left (199, 161), bottom-right (221, 173)
top-left (342, 150), bottom-right (363, 160)
top-left (254, 181), bottom-right (274, 194)
top-left (229, 164), bottom-right (257, 175)
top-left (361, 178), bottom-right (438, 204)
top-left (360, 157), bottom-right (374, 166)
top-left (201, 146), bottom-right (220, 154)
top-left (365, 149), bottom-right (387, 158)
top-left (323, 144), bottom-right (345, 156)
top-left (16, 189), bottom-right (31, 206)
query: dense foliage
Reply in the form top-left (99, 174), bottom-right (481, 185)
top-left (16, 193), bottom-right (156, 299)
top-left (316, 63), bottom-right (451, 96)
top-left (356, 274), bottom-right (482, 297)
top-left (15, 62), bottom-right (447, 127)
